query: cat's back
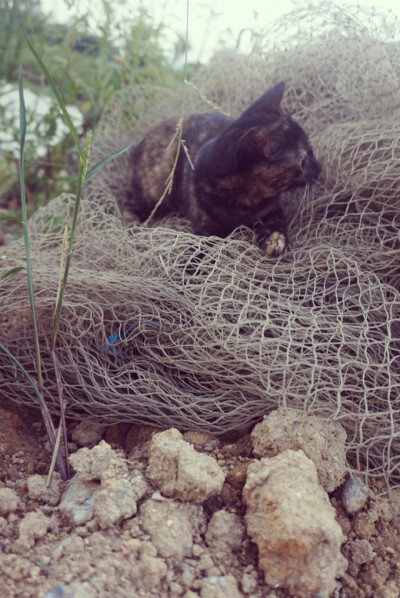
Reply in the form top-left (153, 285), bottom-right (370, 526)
top-left (128, 112), bottom-right (231, 219)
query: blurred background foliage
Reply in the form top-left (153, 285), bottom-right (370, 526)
top-left (0, 0), bottom-right (196, 237)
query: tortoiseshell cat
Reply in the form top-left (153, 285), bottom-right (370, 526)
top-left (126, 82), bottom-right (321, 255)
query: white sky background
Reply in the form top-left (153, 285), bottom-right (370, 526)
top-left (41, 0), bottom-right (400, 63)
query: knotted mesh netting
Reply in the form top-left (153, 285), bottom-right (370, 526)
top-left (1, 2), bottom-right (400, 487)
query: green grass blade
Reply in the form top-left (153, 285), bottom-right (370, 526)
top-left (0, 377), bottom-right (26, 384)
top-left (0, 342), bottom-right (68, 480)
top-left (18, 67), bottom-right (69, 479)
top-left (18, 65), bottom-right (43, 392)
top-left (2, 266), bottom-right (26, 279)
top-left (0, 216), bottom-right (24, 224)
top-left (0, 341), bottom-right (45, 410)
top-left (84, 144), bottom-right (133, 183)
top-left (52, 131), bottom-right (92, 348)
top-left (11, 10), bottom-right (83, 160)
top-left (19, 64), bottom-right (26, 151)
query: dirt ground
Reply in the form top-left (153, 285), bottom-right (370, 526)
top-left (1, 401), bottom-right (400, 598)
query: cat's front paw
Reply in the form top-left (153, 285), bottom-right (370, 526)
top-left (260, 231), bottom-right (288, 256)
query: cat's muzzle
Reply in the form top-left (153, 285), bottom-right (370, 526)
top-left (303, 156), bottom-right (322, 181)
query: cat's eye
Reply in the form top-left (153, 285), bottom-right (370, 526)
top-left (270, 136), bottom-right (286, 155)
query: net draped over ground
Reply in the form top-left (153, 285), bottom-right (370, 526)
top-left (1, 3), bottom-right (400, 486)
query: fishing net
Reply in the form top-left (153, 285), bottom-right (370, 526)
top-left (1, 2), bottom-right (400, 487)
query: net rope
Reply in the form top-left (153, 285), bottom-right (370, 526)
top-left (1, 2), bottom-right (400, 488)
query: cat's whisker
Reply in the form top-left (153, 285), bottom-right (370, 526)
top-left (313, 178), bottom-right (329, 194)
top-left (300, 184), bottom-right (310, 211)
top-left (287, 184), bottom-right (311, 226)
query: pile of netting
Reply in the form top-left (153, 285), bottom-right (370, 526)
top-left (1, 2), bottom-right (400, 486)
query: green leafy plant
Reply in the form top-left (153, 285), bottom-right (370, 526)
top-left (1, 0), bottom-right (188, 215)
top-left (1, 8), bottom-right (132, 479)
top-left (0, 0), bottom-right (195, 479)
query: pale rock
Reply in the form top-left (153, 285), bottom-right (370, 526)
top-left (0, 487), bottom-right (19, 514)
top-left (342, 475), bottom-right (369, 514)
top-left (140, 540), bottom-right (157, 557)
top-left (65, 441), bottom-right (147, 528)
top-left (43, 582), bottom-right (95, 598)
top-left (69, 440), bottom-right (128, 481)
top-left (52, 534), bottom-right (82, 561)
top-left (198, 552), bottom-right (215, 572)
top-left (14, 510), bottom-right (52, 551)
top-left (243, 450), bottom-right (347, 598)
top-left (0, 552), bottom-right (31, 581)
top-left (94, 472), bottom-right (147, 528)
top-left (43, 585), bottom-right (66, 598)
top-left (378, 581), bottom-right (400, 598)
top-left (192, 544), bottom-right (204, 557)
top-left (354, 511), bottom-right (376, 539)
top-left (63, 535), bottom-right (85, 555)
top-left (147, 428), bottom-right (225, 502)
top-left (59, 475), bottom-right (97, 526)
top-left (251, 408), bottom-right (347, 492)
top-left (241, 572), bottom-right (257, 594)
top-left (128, 552), bottom-right (167, 590)
top-left (170, 581), bottom-right (185, 597)
top-left (180, 563), bottom-right (196, 587)
top-left (200, 575), bottom-right (243, 598)
top-left (205, 510), bottom-right (245, 552)
top-left (350, 539), bottom-right (375, 565)
top-left (27, 473), bottom-right (61, 506)
top-left (121, 537), bottom-right (141, 556)
top-left (139, 497), bottom-right (205, 559)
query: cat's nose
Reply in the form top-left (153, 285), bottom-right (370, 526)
top-left (303, 156), bottom-right (322, 180)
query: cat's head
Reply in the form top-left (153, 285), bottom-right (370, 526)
top-left (205, 82), bottom-right (321, 194)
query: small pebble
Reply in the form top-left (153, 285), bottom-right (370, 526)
top-left (183, 431), bottom-right (221, 452)
top-left (241, 572), bottom-right (257, 594)
top-left (43, 584), bottom-right (94, 598)
top-left (350, 538), bottom-right (375, 565)
top-left (342, 475), bottom-right (369, 515)
top-left (71, 422), bottom-right (106, 448)
top-left (226, 462), bottom-right (252, 490)
top-left (43, 585), bottom-right (66, 598)
top-left (0, 487), bottom-right (19, 515)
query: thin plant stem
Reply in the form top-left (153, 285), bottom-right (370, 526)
top-left (143, 0), bottom-right (191, 224)
top-left (17, 66), bottom-right (68, 480)
top-left (18, 66), bottom-right (42, 393)
top-left (52, 131), bottom-right (92, 349)
top-left (0, 341), bottom-right (68, 480)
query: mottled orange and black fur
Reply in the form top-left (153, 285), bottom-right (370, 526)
top-left (127, 82), bottom-right (321, 255)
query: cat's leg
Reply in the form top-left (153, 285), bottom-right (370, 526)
top-left (186, 192), bottom-right (221, 237)
top-left (255, 210), bottom-right (289, 256)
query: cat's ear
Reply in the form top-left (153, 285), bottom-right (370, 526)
top-left (205, 111), bottom-right (290, 175)
top-left (241, 82), bottom-right (285, 117)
